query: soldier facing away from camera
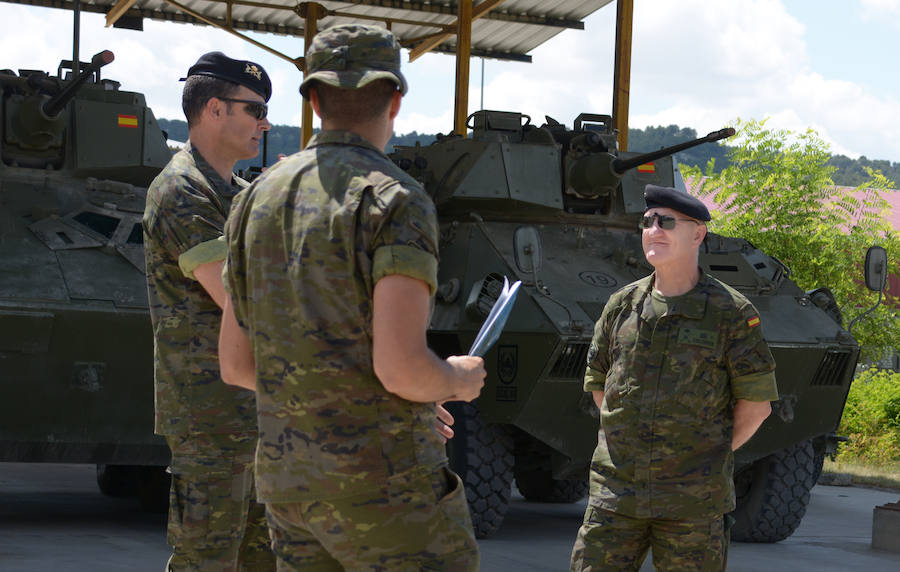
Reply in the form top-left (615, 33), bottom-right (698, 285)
top-left (218, 24), bottom-right (485, 571)
top-left (569, 185), bottom-right (779, 571)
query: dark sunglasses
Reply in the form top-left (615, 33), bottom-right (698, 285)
top-left (640, 213), bottom-right (699, 230)
top-left (218, 97), bottom-right (268, 120)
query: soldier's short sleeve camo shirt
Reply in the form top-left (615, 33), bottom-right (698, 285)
top-left (143, 142), bottom-right (257, 436)
top-left (223, 130), bottom-right (443, 503)
top-left (583, 272), bottom-right (778, 519)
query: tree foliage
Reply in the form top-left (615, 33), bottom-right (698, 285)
top-left (682, 118), bottom-right (900, 361)
top-left (837, 368), bottom-right (900, 464)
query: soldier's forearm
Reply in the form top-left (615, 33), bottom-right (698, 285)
top-left (592, 390), bottom-right (605, 410)
top-left (732, 399), bottom-right (771, 450)
top-left (218, 299), bottom-right (256, 391)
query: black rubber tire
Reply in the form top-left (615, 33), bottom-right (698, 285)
top-left (811, 450), bottom-right (826, 485)
top-left (513, 433), bottom-right (588, 503)
top-left (137, 465), bottom-right (171, 513)
top-left (731, 439), bottom-right (816, 543)
top-left (515, 469), bottom-right (589, 503)
top-left (96, 464), bottom-right (138, 498)
top-left (445, 401), bottom-right (514, 539)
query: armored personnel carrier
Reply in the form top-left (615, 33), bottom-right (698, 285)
top-left (391, 110), bottom-right (862, 541)
top-left (0, 50), bottom-right (171, 504)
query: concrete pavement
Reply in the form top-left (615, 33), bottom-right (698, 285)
top-left (1, 463), bottom-right (899, 571)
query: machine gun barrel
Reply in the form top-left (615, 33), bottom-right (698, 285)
top-left (610, 127), bottom-right (735, 175)
top-left (42, 50), bottom-right (114, 117)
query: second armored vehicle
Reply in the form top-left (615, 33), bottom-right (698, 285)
top-left (391, 110), bottom-right (860, 541)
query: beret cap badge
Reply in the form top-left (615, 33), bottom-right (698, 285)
top-left (244, 63), bottom-right (262, 81)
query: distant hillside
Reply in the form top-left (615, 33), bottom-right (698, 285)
top-left (627, 124), bottom-right (900, 187)
top-left (158, 119), bottom-right (435, 175)
top-left (157, 118), bottom-right (898, 188)
top-left (627, 124), bottom-right (732, 174)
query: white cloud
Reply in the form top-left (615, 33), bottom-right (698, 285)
top-left (861, 0), bottom-right (900, 17)
top-left (617, 0), bottom-right (900, 161)
top-left (2, 1), bottom-right (900, 162)
top-left (395, 109), bottom-right (454, 137)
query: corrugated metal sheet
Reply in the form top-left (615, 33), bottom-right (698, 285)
top-left (4, 0), bottom-right (613, 62)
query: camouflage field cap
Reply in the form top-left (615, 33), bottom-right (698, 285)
top-left (299, 24), bottom-right (408, 99)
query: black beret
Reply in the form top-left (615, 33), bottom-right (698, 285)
top-left (644, 184), bottom-right (710, 221)
top-left (181, 52), bottom-right (272, 102)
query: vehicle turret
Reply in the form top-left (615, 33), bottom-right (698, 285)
top-left (1, 50), bottom-right (170, 184)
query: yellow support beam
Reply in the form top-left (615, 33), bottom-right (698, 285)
top-left (105, 0), bottom-right (137, 27)
top-left (299, 2), bottom-right (325, 149)
top-left (612, 0), bottom-right (634, 151)
top-left (409, 0), bottom-right (507, 63)
top-left (454, 0), bottom-right (473, 137)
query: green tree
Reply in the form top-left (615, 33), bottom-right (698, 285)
top-left (683, 118), bottom-right (900, 361)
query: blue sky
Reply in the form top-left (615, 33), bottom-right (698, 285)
top-left (1, 0), bottom-right (898, 163)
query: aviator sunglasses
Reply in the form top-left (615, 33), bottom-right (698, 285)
top-left (640, 213), bottom-right (700, 230)
top-left (217, 97), bottom-right (268, 120)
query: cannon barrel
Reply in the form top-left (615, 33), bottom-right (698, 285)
top-left (610, 127), bottom-right (735, 175)
top-left (42, 50), bottom-right (114, 117)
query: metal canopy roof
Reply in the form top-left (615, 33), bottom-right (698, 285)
top-left (5, 1), bottom-right (613, 64)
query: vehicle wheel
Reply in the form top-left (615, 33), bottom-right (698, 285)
top-left (731, 439), bottom-right (816, 542)
top-left (137, 465), bottom-right (171, 513)
top-left (513, 433), bottom-right (588, 503)
top-left (445, 401), bottom-right (514, 539)
top-left (96, 464), bottom-right (138, 498)
top-left (811, 450), bottom-right (825, 485)
top-left (515, 469), bottom-right (589, 503)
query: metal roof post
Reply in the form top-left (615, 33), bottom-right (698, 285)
top-left (454, 0), bottom-right (473, 137)
top-left (299, 2), bottom-right (324, 149)
top-left (613, 0), bottom-right (633, 151)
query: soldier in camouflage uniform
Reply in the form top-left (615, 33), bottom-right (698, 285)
top-left (218, 25), bottom-right (485, 571)
top-left (569, 185), bottom-right (779, 571)
top-left (143, 52), bottom-right (275, 571)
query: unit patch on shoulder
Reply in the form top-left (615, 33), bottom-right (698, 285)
top-left (747, 316), bottom-right (761, 328)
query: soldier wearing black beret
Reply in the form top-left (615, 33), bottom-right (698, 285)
top-left (143, 52), bottom-right (274, 570)
top-left (571, 183), bottom-right (778, 570)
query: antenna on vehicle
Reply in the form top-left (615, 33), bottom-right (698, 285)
top-left (72, 0), bottom-right (80, 79)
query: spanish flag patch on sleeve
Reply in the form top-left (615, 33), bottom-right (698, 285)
top-left (747, 316), bottom-right (761, 328)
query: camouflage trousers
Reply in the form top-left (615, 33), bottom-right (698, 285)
top-left (569, 506), bottom-right (728, 571)
top-left (165, 433), bottom-right (275, 571)
top-left (264, 466), bottom-right (479, 571)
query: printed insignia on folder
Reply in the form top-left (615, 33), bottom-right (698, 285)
top-left (747, 316), bottom-right (761, 328)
